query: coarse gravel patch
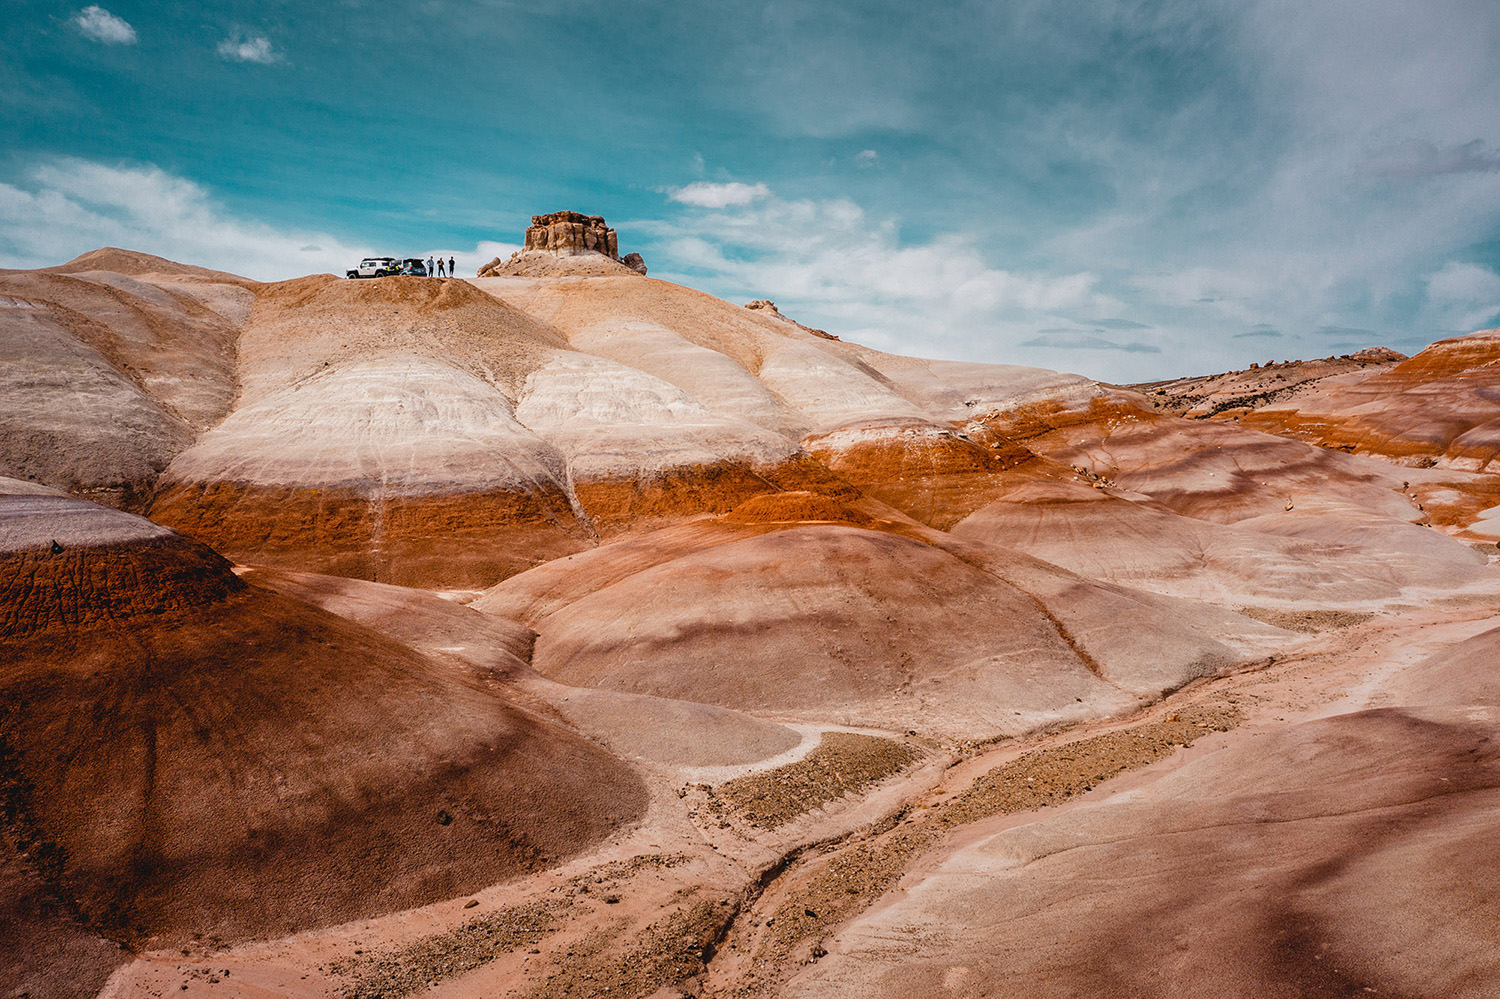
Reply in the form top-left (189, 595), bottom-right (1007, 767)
top-left (1236, 607), bottom-right (1375, 633)
top-left (706, 733), bottom-right (921, 829)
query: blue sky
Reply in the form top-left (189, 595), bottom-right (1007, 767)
top-left (3, 0), bottom-right (1500, 380)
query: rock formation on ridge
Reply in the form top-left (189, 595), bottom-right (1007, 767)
top-left (478, 211), bottom-right (647, 278)
top-left (524, 211), bottom-right (619, 258)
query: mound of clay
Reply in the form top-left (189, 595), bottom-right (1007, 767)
top-left (805, 418), bottom-right (1034, 529)
top-left (721, 491), bottom-right (874, 526)
top-left (151, 355), bottom-right (592, 587)
top-left (240, 566), bottom-right (805, 768)
top-left (147, 277), bottom-right (597, 587)
top-left (0, 259), bottom-right (246, 508)
top-left (476, 516), bottom-right (1289, 738)
top-left (38, 247), bottom-right (254, 283)
top-left (0, 486), bottom-right (242, 637)
top-left (0, 487), bottom-right (645, 987)
top-left (1239, 329), bottom-right (1500, 469)
top-left (950, 473), bottom-right (1496, 608)
top-left (979, 387), bottom-right (1500, 543)
top-left (482, 250), bottom-right (640, 278)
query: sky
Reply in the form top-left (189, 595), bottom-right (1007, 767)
top-left (3, 0), bottom-right (1500, 381)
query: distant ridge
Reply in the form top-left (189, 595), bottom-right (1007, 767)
top-left (40, 246), bottom-right (259, 284)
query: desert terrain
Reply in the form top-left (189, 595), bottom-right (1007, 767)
top-left (3, 219), bottom-right (1499, 998)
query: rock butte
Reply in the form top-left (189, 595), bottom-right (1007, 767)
top-left (1, 236), bottom-right (1499, 999)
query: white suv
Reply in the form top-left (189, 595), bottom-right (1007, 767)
top-left (346, 257), bottom-right (398, 278)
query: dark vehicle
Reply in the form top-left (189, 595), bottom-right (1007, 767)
top-left (399, 258), bottom-right (428, 276)
top-left (346, 257), bottom-right (399, 278)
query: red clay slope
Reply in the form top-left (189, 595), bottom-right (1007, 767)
top-left (1239, 329), bottom-right (1500, 470)
top-left (0, 485), bottom-right (645, 997)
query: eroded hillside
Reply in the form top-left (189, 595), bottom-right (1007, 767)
top-left (2, 245), bottom-right (1498, 999)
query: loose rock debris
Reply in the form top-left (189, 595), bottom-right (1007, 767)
top-left (705, 733), bottom-right (921, 829)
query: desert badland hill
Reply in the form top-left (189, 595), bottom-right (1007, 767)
top-left (2, 229), bottom-right (1499, 998)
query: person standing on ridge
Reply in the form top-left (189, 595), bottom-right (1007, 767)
top-left (427, 255), bottom-right (436, 277)
top-left (449, 256), bottom-right (455, 278)
top-left (437, 257), bottom-right (446, 278)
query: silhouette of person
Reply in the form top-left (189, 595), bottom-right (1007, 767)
top-left (449, 256), bottom-right (456, 278)
top-left (437, 257), bottom-right (446, 278)
top-left (427, 255), bottom-right (435, 277)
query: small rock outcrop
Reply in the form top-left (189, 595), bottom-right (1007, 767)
top-left (744, 299), bottom-right (839, 340)
top-left (477, 212), bottom-right (647, 278)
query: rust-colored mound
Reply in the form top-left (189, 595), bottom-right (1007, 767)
top-left (720, 490), bottom-right (873, 526)
top-left (1239, 330), bottom-right (1500, 470)
top-left (0, 494), bottom-right (646, 983)
top-left (149, 480), bottom-right (590, 588)
top-left (804, 418), bottom-right (1034, 529)
top-left (972, 392), bottom-right (1428, 525)
top-left (0, 486), bottom-right (245, 637)
top-left (574, 455), bottom-right (859, 536)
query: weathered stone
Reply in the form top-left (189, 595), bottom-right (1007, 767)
top-left (524, 211), bottom-right (620, 259)
top-left (622, 252), bottom-right (648, 276)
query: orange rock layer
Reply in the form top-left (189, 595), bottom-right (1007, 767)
top-left (1239, 332), bottom-right (1500, 469)
top-left (1, 536), bottom-right (243, 640)
top-left (804, 419), bottom-right (1035, 530)
top-left (572, 454), bottom-right (860, 537)
top-left (148, 483), bottom-right (593, 589)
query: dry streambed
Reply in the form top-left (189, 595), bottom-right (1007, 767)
top-left (702, 703), bottom-right (1242, 998)
top-left (331, 705), bottom-right (1243, 999)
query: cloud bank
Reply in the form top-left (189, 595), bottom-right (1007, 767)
top-left (72, 6), bottom-right (136, 45)
top-left (668, 182), bottom-right (771, 209)
top-left (0, 159), bottom-right (363, 279)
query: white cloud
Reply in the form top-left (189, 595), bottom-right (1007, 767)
top-left (217, 34), bottom-right (281, 64)
top-left (0, 157), bottom-right (536, 284)
top-left (854, 149), bottom-right (879, 168)
top-left (72, 6), bottom-right (136, 45)
top-left (667, 181), bottom-right (771, 209)
top-left (639, 188), bottom-right (1123, 368)
top-left (0, 158), bottom-right (367, 280)
top-left (427, 240), bottom-right (523, 277)
top-left (1424, 262), bottom-right (1500, 332)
